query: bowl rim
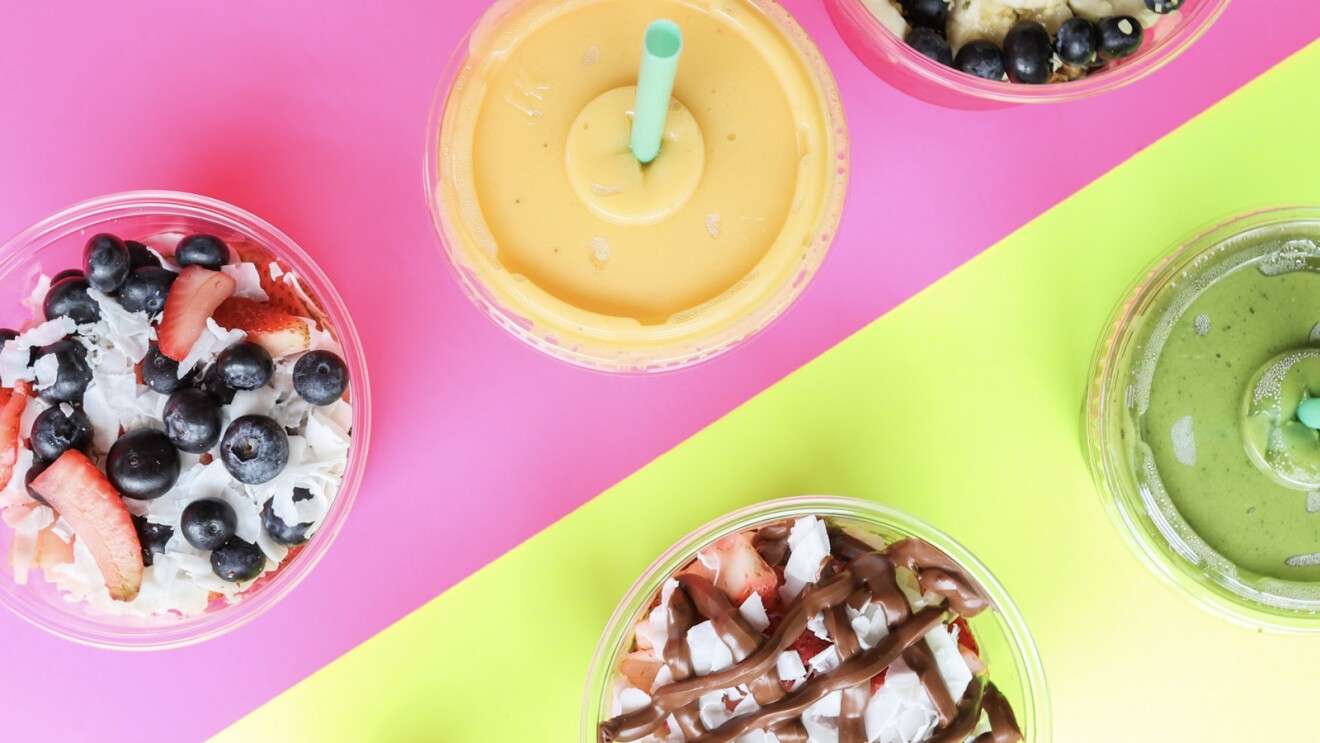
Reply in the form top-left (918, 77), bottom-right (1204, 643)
top-left (0, 189), bottom-right (372, 650)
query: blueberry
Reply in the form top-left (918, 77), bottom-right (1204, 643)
top-left (43, 277), bottom-right (101, 325)
top-left (1003, 21), bottom-right (1054, 84)
top-left (82, 234), bottom-right (132, 294)
top-left (125, 240), bottom-right (162, 270)
top-left (0, 328), bottom-right (17, 349)
top-left (292, 350), bottom-right (349, 406)
top-left (954, 39), bottom-right (1006, 80)
top-left (107, 429), bottom-right (180, 500)
top-left (50, 268), bottom-right (84, 285)
top-left (163, 388), bottom-right (222, 454)
top-left (217, 342), bottom-right (273, 391)
top-left (1144, 0), bottom-right (1182, 13)
top-left (142, 344), bottom-right (185, 394)
top-left (198, 363), bottom-right (237, 405)
top-left (175, 234), bottom-right (230, 270)
top-left (905, 27), bottom-right (953, 66)
top-left (181, 498), bottom-right (237, 551)
top-left (1097, 16), bottom-right (1143, 60)
top-left (132, 514), bottom-right (174, 567)
top-left (118, 267), bottom-right (176, 315)
top-left (211, 537), bottom-right (266, 582)
top-left (1054, 17), bottom-right (1100, 67)
top-left (33, 340), bottom-right (93, 403)
top-left (220, 415), bottom-right (289, 485)
top-left (899, 0), bottom-right (948, 30)
top-left (30, 405), bottom-right (92, 461)
top-left (262, 487), bottom-right (315, 547)
top-left (25, 460), bottom-right (49, 506)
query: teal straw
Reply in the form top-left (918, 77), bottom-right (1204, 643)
top-left (630, 20), bottom-right (683, 165)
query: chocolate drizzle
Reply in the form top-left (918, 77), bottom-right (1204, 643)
top-left (599, 522), bottom-right (1024, 743)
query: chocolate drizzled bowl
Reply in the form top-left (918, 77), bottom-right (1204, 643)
top-left (583, 497), bottom-right (1049, 743)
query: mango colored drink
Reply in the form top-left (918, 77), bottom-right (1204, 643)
top-left (434, 0), bottom-right (846, 370)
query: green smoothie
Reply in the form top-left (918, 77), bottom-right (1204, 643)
top-left (1134, 228), bottom-right (1320, 584)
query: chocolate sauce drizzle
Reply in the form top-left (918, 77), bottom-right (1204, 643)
top-left (599, 520), bottom-right (1026, 743)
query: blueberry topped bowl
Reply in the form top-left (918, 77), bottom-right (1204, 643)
top-left (0, 191), bottom-right (370, 649)
top-left (825, 0), bottom-right (1230, 107)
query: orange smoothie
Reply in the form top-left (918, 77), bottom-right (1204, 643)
top-left (433, 0), bottom-right (847, 370)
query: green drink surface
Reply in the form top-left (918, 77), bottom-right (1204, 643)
top-left (1140, 237), bottom-right (1320, 583)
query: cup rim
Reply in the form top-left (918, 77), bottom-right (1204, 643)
top-left (0, 189), bottom-right (372, 650)
top-left (826, 0), bottom-right (1232, 104)
top-left (1085, 205), bottom-right (1320, 634)
top-left (579, 494), bottom-right (1051, 742)
top-left (423, 0), bottom-right (850, 374)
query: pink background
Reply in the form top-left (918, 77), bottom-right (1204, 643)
top-left (0, 2), bottom-right (1314, 740)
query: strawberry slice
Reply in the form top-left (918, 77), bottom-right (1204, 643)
top-left (619, 650), bottom-right (664, 692)
top-left (30, 450), bottom-right (143, 601)
top-left (786, 628), bottom-right (831, 664)
top-left (699, 531), bottom-right (779, 609)
top-left (0, 380), bottom-right (31, 490)
top-left (158, 266), bottom-right (237, 361)
top-left (950, 616), bottom-right (979, 655)
top-left (212, 297), bottom-right (310, 357)
top-left (870, 668), bottom-right (889, 695)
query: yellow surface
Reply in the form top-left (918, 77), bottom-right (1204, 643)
top-left (222, 44), bottom-right (1320, 743)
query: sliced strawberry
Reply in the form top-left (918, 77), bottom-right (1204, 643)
top-left (212, 297), bottom-right (310, 357)
top-left (620, 650), bottom-right (664, 691)
top-left (786, 628), bottom-right (831, 664)
top-left (950, 616), bottom-right (979, 655)
top-left (699, 531), bottom-right (779, 610)
top-left (30, 450), bottom-right (143, 601)
top-left (0, 380), bottom-right (30, 490)
top-left (158, 266), bottom-right (237, 361)
top-left (870, 668), bottom-right (889, 695)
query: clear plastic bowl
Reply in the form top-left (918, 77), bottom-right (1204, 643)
top-left (824, 0), bottom-right (1231, 109)
top-left (581, 496), bottom-right (1051, 741)
top-left (1086, 207), bottom-right (1320, 633)
top-left (425, 0), bottom-right (849, 373)
top-left (0, 191), bottom-right (372, 650)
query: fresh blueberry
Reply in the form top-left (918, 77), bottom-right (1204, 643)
top-left (118, 267), bottom-right (176, 315)
top-left (30, 405), bottom-right (92, 461)
top-left (1054, 17), bottom-right (1100, 67)
top-left (181, 498), bottom-right (237, 551)
top-left (33, 339), bottom-right (93, 403)
top-left (211, 537), bottom-right (266, 582)
top-left (142, 344), bottom-right (185, 394)
top-left (905, 27), bottom-right (953, 66)
top-left (163, 388), bottom-right (222, 454)
top-left (1097, 16), bottom-right (1143, 60)
top-left (50, 268), bottom-right (84, 285)
top-left (292, 350), bottom-right (349, 406)
top-left (198, 363), bottom-right (237, 405)
top-left (220, 415), bottom-right (289, 485)
top-left (132, 514), bottom-right (174, 567)
top-left (25, 460), bottom-right (50, 506)
top-left (83, 234), bottom-right (132, 293)
top-left (1003, 20), bottom-right (1054, 84)
top-left (175, 234), bottom-right (231, 270)
top-left (899, 0), bottom-right (948, 30)
top-left (1144, 0), bottom-right (1182, 13)
top-left (107, 429), bottom-right (180, 500)
top-left (262, 487), bottom-right (315, 547)
top-left (954, 39), bottom-right (1006, 80)
top-left (125, 240), bottom-right (162, 270)
top-left (217, 342), bottom-right (273, 391)
top-left (43, 277), bottom-right (101, 325)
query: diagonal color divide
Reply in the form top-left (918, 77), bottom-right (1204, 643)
top-left (217, 44), bottom-right (1320, 742)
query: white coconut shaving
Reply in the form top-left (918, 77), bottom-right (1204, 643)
top-left (687, 620), bottom-right (735, 676)
top-left (221, 262), bottom-right (270, 301)
top-left (781, 515), bottom-right (831, 602)
top-left (0, 316), bottom-right (76, 387)
top-left (864, 661), bottom-right (942, 743)
top-left (738, 592), bottom-right (770, 632)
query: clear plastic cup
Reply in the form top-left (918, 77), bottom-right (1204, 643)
top-left (425, 0), bottom-right (849, 373)
top-left (0, 191), bottom-right (372, 650)
top-left (582, 495), bottom-right (1051, 741)
top-left (1086, 207), bottom-right (1320, 633)
top-left (824, 0), bottom-right (1231, 108)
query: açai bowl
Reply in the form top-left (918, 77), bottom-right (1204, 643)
top-left (428, 0), bottom-right (848, 372)
top-left (583, 497), bottom-right (1050, 743)
top-left (0, 191), bottom-right (370, 649)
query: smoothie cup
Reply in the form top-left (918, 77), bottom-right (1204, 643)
top-left (427, 0), bottom-right (848, 373)
top-left (0, 191), bottom-right (371, 649)
top-left (823, 0), bottom-right (1230, 109)
top-left (1087, 207), bottom-right (1320, 632)
top-left (582, 496), bottom-right (1050, 742)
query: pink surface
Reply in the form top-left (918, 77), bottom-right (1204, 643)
top-left (0, 2), bottom-right (1313, 740)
